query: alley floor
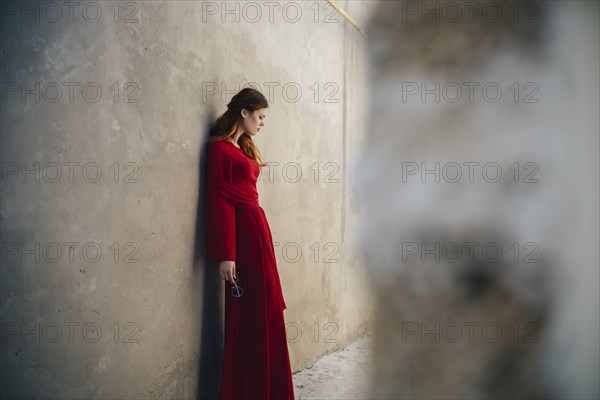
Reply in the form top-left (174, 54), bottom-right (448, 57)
top-left (292, 334), bottom-right (374, 400)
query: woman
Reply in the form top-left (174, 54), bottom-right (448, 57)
top-left (204, 87), bottom-right (295, 400)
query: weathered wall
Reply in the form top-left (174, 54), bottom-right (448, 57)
top-left (0, 1), bottom-right (376, 398)
top-left (360, 1), bottom-right (599, 399)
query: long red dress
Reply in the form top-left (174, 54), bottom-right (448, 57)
top-left (205, 139), bottom-right (295, 400)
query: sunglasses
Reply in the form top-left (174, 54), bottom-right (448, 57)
top-left (230, 274), bottom-right (243, 297)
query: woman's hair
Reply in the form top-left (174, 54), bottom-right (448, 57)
top-left (208, 87), bottom-right (269, 167)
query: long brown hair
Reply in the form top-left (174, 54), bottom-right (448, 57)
top-left (207, 87), bottom-right (269, 168)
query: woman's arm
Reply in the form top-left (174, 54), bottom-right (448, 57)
top-left (205, 142), bottom-right (237, 263)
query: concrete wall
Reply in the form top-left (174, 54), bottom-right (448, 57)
top-left (0, 1), bottom-right (376, 398)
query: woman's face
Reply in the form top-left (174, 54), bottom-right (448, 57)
top-left (241, 107), bottom-right (267, 136)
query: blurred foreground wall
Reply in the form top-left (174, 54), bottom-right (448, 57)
top-left (360, 1), bottom-right (599, 399)
top-left (0, 1), bottom-right (375, 398)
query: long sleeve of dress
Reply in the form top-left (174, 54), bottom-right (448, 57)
top-left (205, 143), bottom-right (237, 263)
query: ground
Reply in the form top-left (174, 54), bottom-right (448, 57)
top-left (292, 334), bottom-right (373, 400)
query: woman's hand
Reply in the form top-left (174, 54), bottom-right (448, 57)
top-left (219, 260), bottom-right (237, 284)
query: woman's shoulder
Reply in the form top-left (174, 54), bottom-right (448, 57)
top-left (207, 140), bottom-right (238, 165)
top-left (208, 139), bottom-right (227, 147)
top-left (207, 139), bottom-right (229, 153)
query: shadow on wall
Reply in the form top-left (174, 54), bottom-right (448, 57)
top-left (193, 106), bottom-right (223, 400)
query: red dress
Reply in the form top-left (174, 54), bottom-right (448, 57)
top-left (205, 139), bottom-right (295, 400)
